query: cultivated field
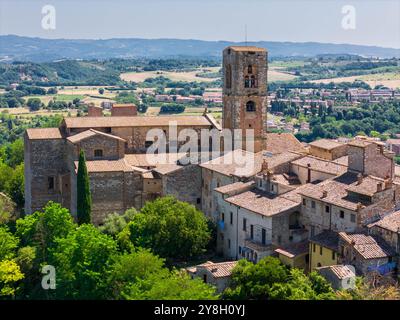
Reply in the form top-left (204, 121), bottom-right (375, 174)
top-left (121, 66), bottom-right (297, 83)
top-left (311, 72), bottom-right (400, 89)
top-left (120, 67), bottom-right (220, 83)
top-left (0, 107), bottom-right (79, 117)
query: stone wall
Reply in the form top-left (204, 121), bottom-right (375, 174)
top-left (24, 135), bottom-right (67, 214)
top-left (161, 165), bottom-right (202, 209)
top-left (222, 47), bottom-right (268, 153)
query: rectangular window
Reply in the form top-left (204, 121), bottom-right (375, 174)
top-left (340, 210), bottom-right (345, 219)
top-left (311, 201), bottom-right (316, 209)
top-left (221, 213), bottom-right (225, 222)
top-left (239, 246), bottom-right (242, 255)
top-left (313, 243), bottom-right (316, 252)
top-left (230, 212), bottom-right (233, 225)
top-left (332, 251), bottom-right (336, 260)
top-left (250, 225), bottom-right (254, 239)
top-left (94, 149), bottom-right (103, 158)
top-left (262, 228), bottom-right (266, 245)
top-left (196, 198), bottom-right (201, 204)
top-left (228, 239), bottom-right (231, 249)
top-left (320, 246), bottom-right (323, 255)
top-left (243, 218), bottom-right (247, 231)
top-left (302, 199), bottom-right (306, 206)
top-left (325, 205), bottom-right (330, 213)
top-left (48, 177), bottom-right (54, 190)
top-left (350, 214), bottom-right (356, 223)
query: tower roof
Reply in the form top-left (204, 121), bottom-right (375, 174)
top-left (226, 46), bottom-right (267, 52)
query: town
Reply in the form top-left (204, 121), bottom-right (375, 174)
top-left (18, 46), bottom-right (400, 298)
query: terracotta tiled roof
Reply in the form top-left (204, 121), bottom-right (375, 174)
top-left (346, 175), bottom-right (386, 197)
top-left (214, 181), bottom-right (255, 195)
top-left (291, 156), bottom-right (348, 175)
top-left (197, 261), bottom-right (238, 278)
top-left (317, 265), bottom-right (355, 279)
top-left (299, 175), bottom-right (361, 211)
top-left (310, 230), bottom-right (339, 251)
top-left (265, 133), bottom-right (306, 154)
top-left (348, 140), bottom-right (373, 148)
top-left (67, 129), bottom-right (126, 144)
top-left (309, 139), bottom-right (345, 150)
top-left (63, 115), bottom-right (215, 129)
top-left (26, 128), bottom-right (62, 140)
top-left (112, 103), bottom-right (136, 108)
top-left (339, 232), bottom-right (396, 259)
top-left (225, 188), bottom-right (299, 217)
top-left (74, 158), bottom-right (134, 173)
top-left (200, 149), bottom-right (262, 178)
top-left (275, 241), bottom-right (309, 258)
top-left (368, 210), bottom-right (400, 233)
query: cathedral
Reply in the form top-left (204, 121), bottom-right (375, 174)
top-left (24, 46), bottom-right (270, 223)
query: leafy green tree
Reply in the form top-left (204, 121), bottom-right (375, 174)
top-left (48, 224), bottom-right (118, 299)
top-left (5, 163), bottom-right (24, 208)
top-left (127, 271), bottom-right (218, 300)
top-left (223, 257), bottom-right (289, 299)
top-left (123, 196), bottom-right (211, 261)
top-left (15, 202), bottom-right (75, 260)
top-left (76, 150), bottom-right (92, 225)
top-left (108, 249), bottom-right (217, 300)
top-left (98, 88), bottom-right (105, 95)
top-left (99, 208), bottom-right (137, 236)
top-left (223, 257), bottom-right (335, 300)
top-left (2, 138), bottom-right (24, 168)
top-left (0, 226), bottom-right (19, 260)
top-left (27, 98), bottom-right (43, 111)
top-left (0, 260), bottom-right (24, 298)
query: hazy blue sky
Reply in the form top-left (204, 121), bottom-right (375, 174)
top-left (1, 0), bottom-right (399, 48)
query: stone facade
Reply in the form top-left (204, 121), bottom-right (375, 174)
top-left (25, 113), bottom-right (218, 224)
top-left (222, 47), bottom-right (268, 153)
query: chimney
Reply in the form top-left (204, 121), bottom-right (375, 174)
top-left (376, 182), bottom-right (383, 192)
top-left (384, 178), bottom-right (393, 190)
top-left (87, 103), bottom-right (103, 117)
top-left (111, 103), bottom-right (138, 117)
top-left (261, 159), bottom-right (269, 172)
top-left (307, 163), bottom-right (311, 183)
top-left (357, 173), bottom-right (363, 185)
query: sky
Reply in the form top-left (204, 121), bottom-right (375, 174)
top-left (0, 0), bottom-right (399, 48)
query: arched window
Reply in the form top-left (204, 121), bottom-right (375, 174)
top-left (248, 65), bottom-right (253, 74)
top-left (246, 101), bottom-right (256, 112)
top-left (225, 64), bottom-right (232, 89)
top-left (244, 76), bottom-right (250, 88)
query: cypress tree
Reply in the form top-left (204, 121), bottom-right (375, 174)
top-left (77, 150), bottom-right (92, 224)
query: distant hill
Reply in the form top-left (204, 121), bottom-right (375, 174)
top-left (1, 35), bottom-right (399, 62)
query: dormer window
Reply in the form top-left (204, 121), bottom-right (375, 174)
top-left (94, 149), bottom-right (103, 158)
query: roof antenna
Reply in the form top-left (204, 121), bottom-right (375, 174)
top-left (245, 24), bottom-right (248, 46)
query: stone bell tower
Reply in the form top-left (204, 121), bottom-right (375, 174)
top-left (222, 46), bottom-right (268, 153)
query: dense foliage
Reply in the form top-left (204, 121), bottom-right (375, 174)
top-left (122, 197), bottom-right (211, 262)
top-left (0, 201), bottom-right (218, 300)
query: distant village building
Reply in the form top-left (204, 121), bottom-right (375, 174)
top-left (186, 261), bottom-right (238, 293)
top-left (316, 265), bottom-right (356, 290)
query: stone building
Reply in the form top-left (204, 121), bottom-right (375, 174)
top-left (186, 261), bottom-right (238, 293)
top-left (338, 232), bottom-right (397, 276)
top-left (25, 45), bottom-right (271, 224)
top-left (222, 46), bottom-right (268, 153)
top-left (25, 113), bottom-right (219, 224)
